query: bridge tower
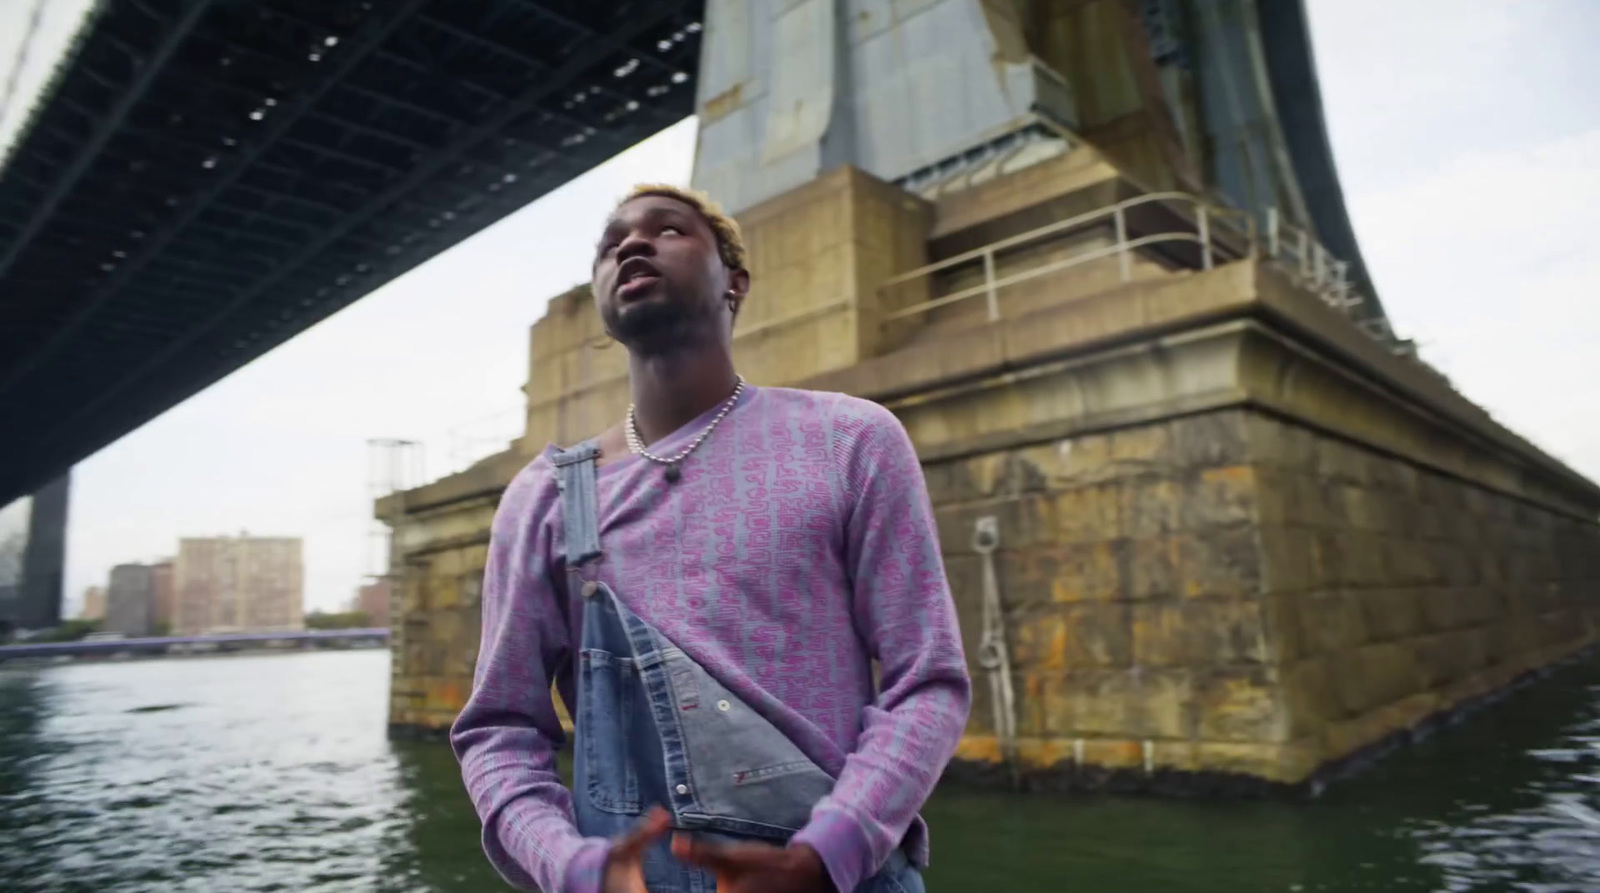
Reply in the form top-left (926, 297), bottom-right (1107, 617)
top-left (383, 0), bottom-right (1600, 792)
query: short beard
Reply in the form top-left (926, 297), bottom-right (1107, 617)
top-left (606, 299), bottom-right (706, 358)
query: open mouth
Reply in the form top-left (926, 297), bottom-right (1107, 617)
top-left (616, 272), bottom-right (661, 300)
top-left (616, 258), bottom-right (662, 300)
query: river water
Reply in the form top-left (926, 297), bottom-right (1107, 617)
top-left (3, 649), bottom-right (1598, 892)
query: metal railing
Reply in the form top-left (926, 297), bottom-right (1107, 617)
top-left (877, 191), bottom-right (1406, 353)
top-left (878, 191), bottom-right (1253, 325)
top-left (1265, 208), bottom-right (1361, 313)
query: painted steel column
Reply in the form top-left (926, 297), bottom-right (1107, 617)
top-left (692, 0), bottom-right (1077, 215)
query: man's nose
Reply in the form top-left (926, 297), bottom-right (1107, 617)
top-left (615, 231), bottom-right (655, 262)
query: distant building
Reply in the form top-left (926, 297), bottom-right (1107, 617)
top-left (80, 585), bottom-right (107, 621)
top-left (149, 560), bottom-right (175, 633)
top-left (175, 534), bottom-right (303, 635)
top-left (355, 579), bottom-right (392, 628)
top-left (106, 564), bottom-right (153, 637)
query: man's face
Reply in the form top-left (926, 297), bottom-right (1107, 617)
top-left (591, 195), bottom-right (744, 353)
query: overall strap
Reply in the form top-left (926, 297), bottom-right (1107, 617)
top-left (551, 441), bottom-right (603, 568)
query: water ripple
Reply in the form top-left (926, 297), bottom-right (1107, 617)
top-left (5, 650), bottom-right (1600, 891)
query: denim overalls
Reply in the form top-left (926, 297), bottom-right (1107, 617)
top-left (553, 443), bottom-right (924, 893)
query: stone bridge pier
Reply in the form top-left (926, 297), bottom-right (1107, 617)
top-left (380, 0), bottom-right (1600, 793)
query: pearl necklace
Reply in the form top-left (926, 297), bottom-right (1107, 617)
top-left (625, 375), bottom-right (745, 483)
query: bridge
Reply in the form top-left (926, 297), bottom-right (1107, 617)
top-left (0, 627), bottom-right (389, 661)
top-left (0, 0), bottom-right (1402, 512)
top-left (0, 0), bottom-right (704, 506)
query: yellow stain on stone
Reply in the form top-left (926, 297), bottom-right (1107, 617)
top-left (424, 679), bottom-right (465, 714)
top-left (1049, 541), bottom-right (1120, 602)
top-left (1046, 622), bottom-right (1070, 670)
top-left (955, 735), bottom-right (1004, 764)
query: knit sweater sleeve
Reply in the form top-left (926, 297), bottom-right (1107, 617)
top-left (791, 396), bottom-right (972, 893)
top-left (450, 458), bottom-right (610, 893)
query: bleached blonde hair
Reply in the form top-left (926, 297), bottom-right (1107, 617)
top-left (616, 183), bottom-right (747, 271)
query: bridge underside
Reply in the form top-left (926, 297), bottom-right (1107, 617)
top-left (0, 0), bottom-right (702, 505)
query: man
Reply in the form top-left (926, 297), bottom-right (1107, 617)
top-left (452, 183), bottom-right (971, 893)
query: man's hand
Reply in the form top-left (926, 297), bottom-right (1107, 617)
top-left (671, 834), bottom-right (833, 893)
top-left (602, 807), bottom-right (673, 893)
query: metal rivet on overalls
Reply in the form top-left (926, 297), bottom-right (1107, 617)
top-left (675, 784), bottom-right (688, 795)
top-left (716, 700), bottom-right (730, 712)
top-left (581, 581), bottom-right (598, 598)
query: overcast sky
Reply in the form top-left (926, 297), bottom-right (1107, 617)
top-left (2, 0), bottom-right (1597, 614)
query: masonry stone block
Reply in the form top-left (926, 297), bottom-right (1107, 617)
top-left (1370, 457), bottom-right (1419, 496)
top-left (946, 556), bottom-right (988, 673)
top-left (1059, 668), bottom-right (1129, 736)
top-left (935, 495), bottom-right (1055, 555)
top-left (994, 550), bottom-right (1052, 610)
top-left (1356, 588), bottom-right (1425, 642)
top-left (1079, 738), bottom-right (1147, 771)
top-left (1177, 525), bottom-right (1263, 598)
top-left (1011, 606), bottom-right (1125, 670)
top-left (1419, 586), bottom-right (1475, 632)
top-left (1408, 503), bottom-right (1445, 542)
top-left (1443, 508), bottom-right (1481, 546)
top-left (1125, 536), bottom-right (1178, 600)
top-left (1020, 542), bottom-right (1121, 603)
top-left (1466, 586), bottom-right (1507, 627)
top-left (1323, 692), bottom-right (1436, 760)
top-left (1417, 629), bottom-right (1491, 688)
top-left (1012, 671), bottom-right (1049, 738)
top-left (1020, 435), bottom-right (1124, 488)
top-left (1261, 471), bottom-right (1338, 528)
top-left (1347, 531), bottom-right (1394, 588)
top-left (1441, 543), bottom-right (1482, 587)
top-left (1129, 669), bottom-right (1197, 739)
top-left (1243, 414), bottom-right (1317, 472)
top-left (1196, 668), bottom-right (1289, 742)
top-left (1059, 667), bottom-right (1195, 739)
top-left (1310, 531), bottom-right (1344, 590)
top-left (1133, 600), bottom-right (1270, 667)
top-left (1257, 524), bottom-right (1319, 595)
top-left (1297, 592), bottom-right (1368, 657)
top-left (1315, 439), bottom-right (1372, 486)
top-left (1064, 603), bottom-right (1133, 667)
top-left (1261, 594), bottom-right (1305, 664)
top-left (1168, 411), bottom-right (1251, 469)
top-left (1283, 656), bottom-right (1341, 734)
top-left (1029, 673), bottom-right (1073, 738)
top-left (1181, 466), bottom-right (1257, 529)
top-left (1122, 479), bottom-right (1182, 539)
top-left (1335, 484), bottom-right (1381, 533)
top-left (1192, 742), bottom-right (1308, 784)
top-left (1359, 642), bottom-right (1425, 713)
top-left (1106, 423), bottom-right (1172, 466)
top-left (1052, 484), bottom-right (1123, 544)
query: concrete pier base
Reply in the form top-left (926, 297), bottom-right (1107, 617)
top-left (807, 251), bottom-right (1600, 790)
top-left (380, 143), bottom-right (1600, 790)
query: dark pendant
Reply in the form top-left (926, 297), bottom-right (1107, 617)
top-left (663, 464), bottom-right (682, 483)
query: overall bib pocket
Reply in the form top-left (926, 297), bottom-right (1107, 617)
top-left (578, 648), bottom-right (640, 814)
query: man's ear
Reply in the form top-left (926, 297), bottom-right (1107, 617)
top-left (726, 268), bottom-right (751, 318)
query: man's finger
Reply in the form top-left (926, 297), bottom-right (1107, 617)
top-left (670, 833), bottom-right (773, 870)
top-left (670, 833), bottom-right (728, 869)
top-left (612, 806), bottom-right (672, 859)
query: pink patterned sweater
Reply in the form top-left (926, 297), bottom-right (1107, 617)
top-left (450, 385), bottom-right (972, 893)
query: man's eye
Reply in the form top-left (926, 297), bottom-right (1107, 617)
top-left (600, 242), bottom-right (618, 256)
top-left (660, 225), bottom-right (682, 236)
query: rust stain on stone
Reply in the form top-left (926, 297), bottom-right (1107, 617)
top-left (702, 83), bottom-right (743, 124)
